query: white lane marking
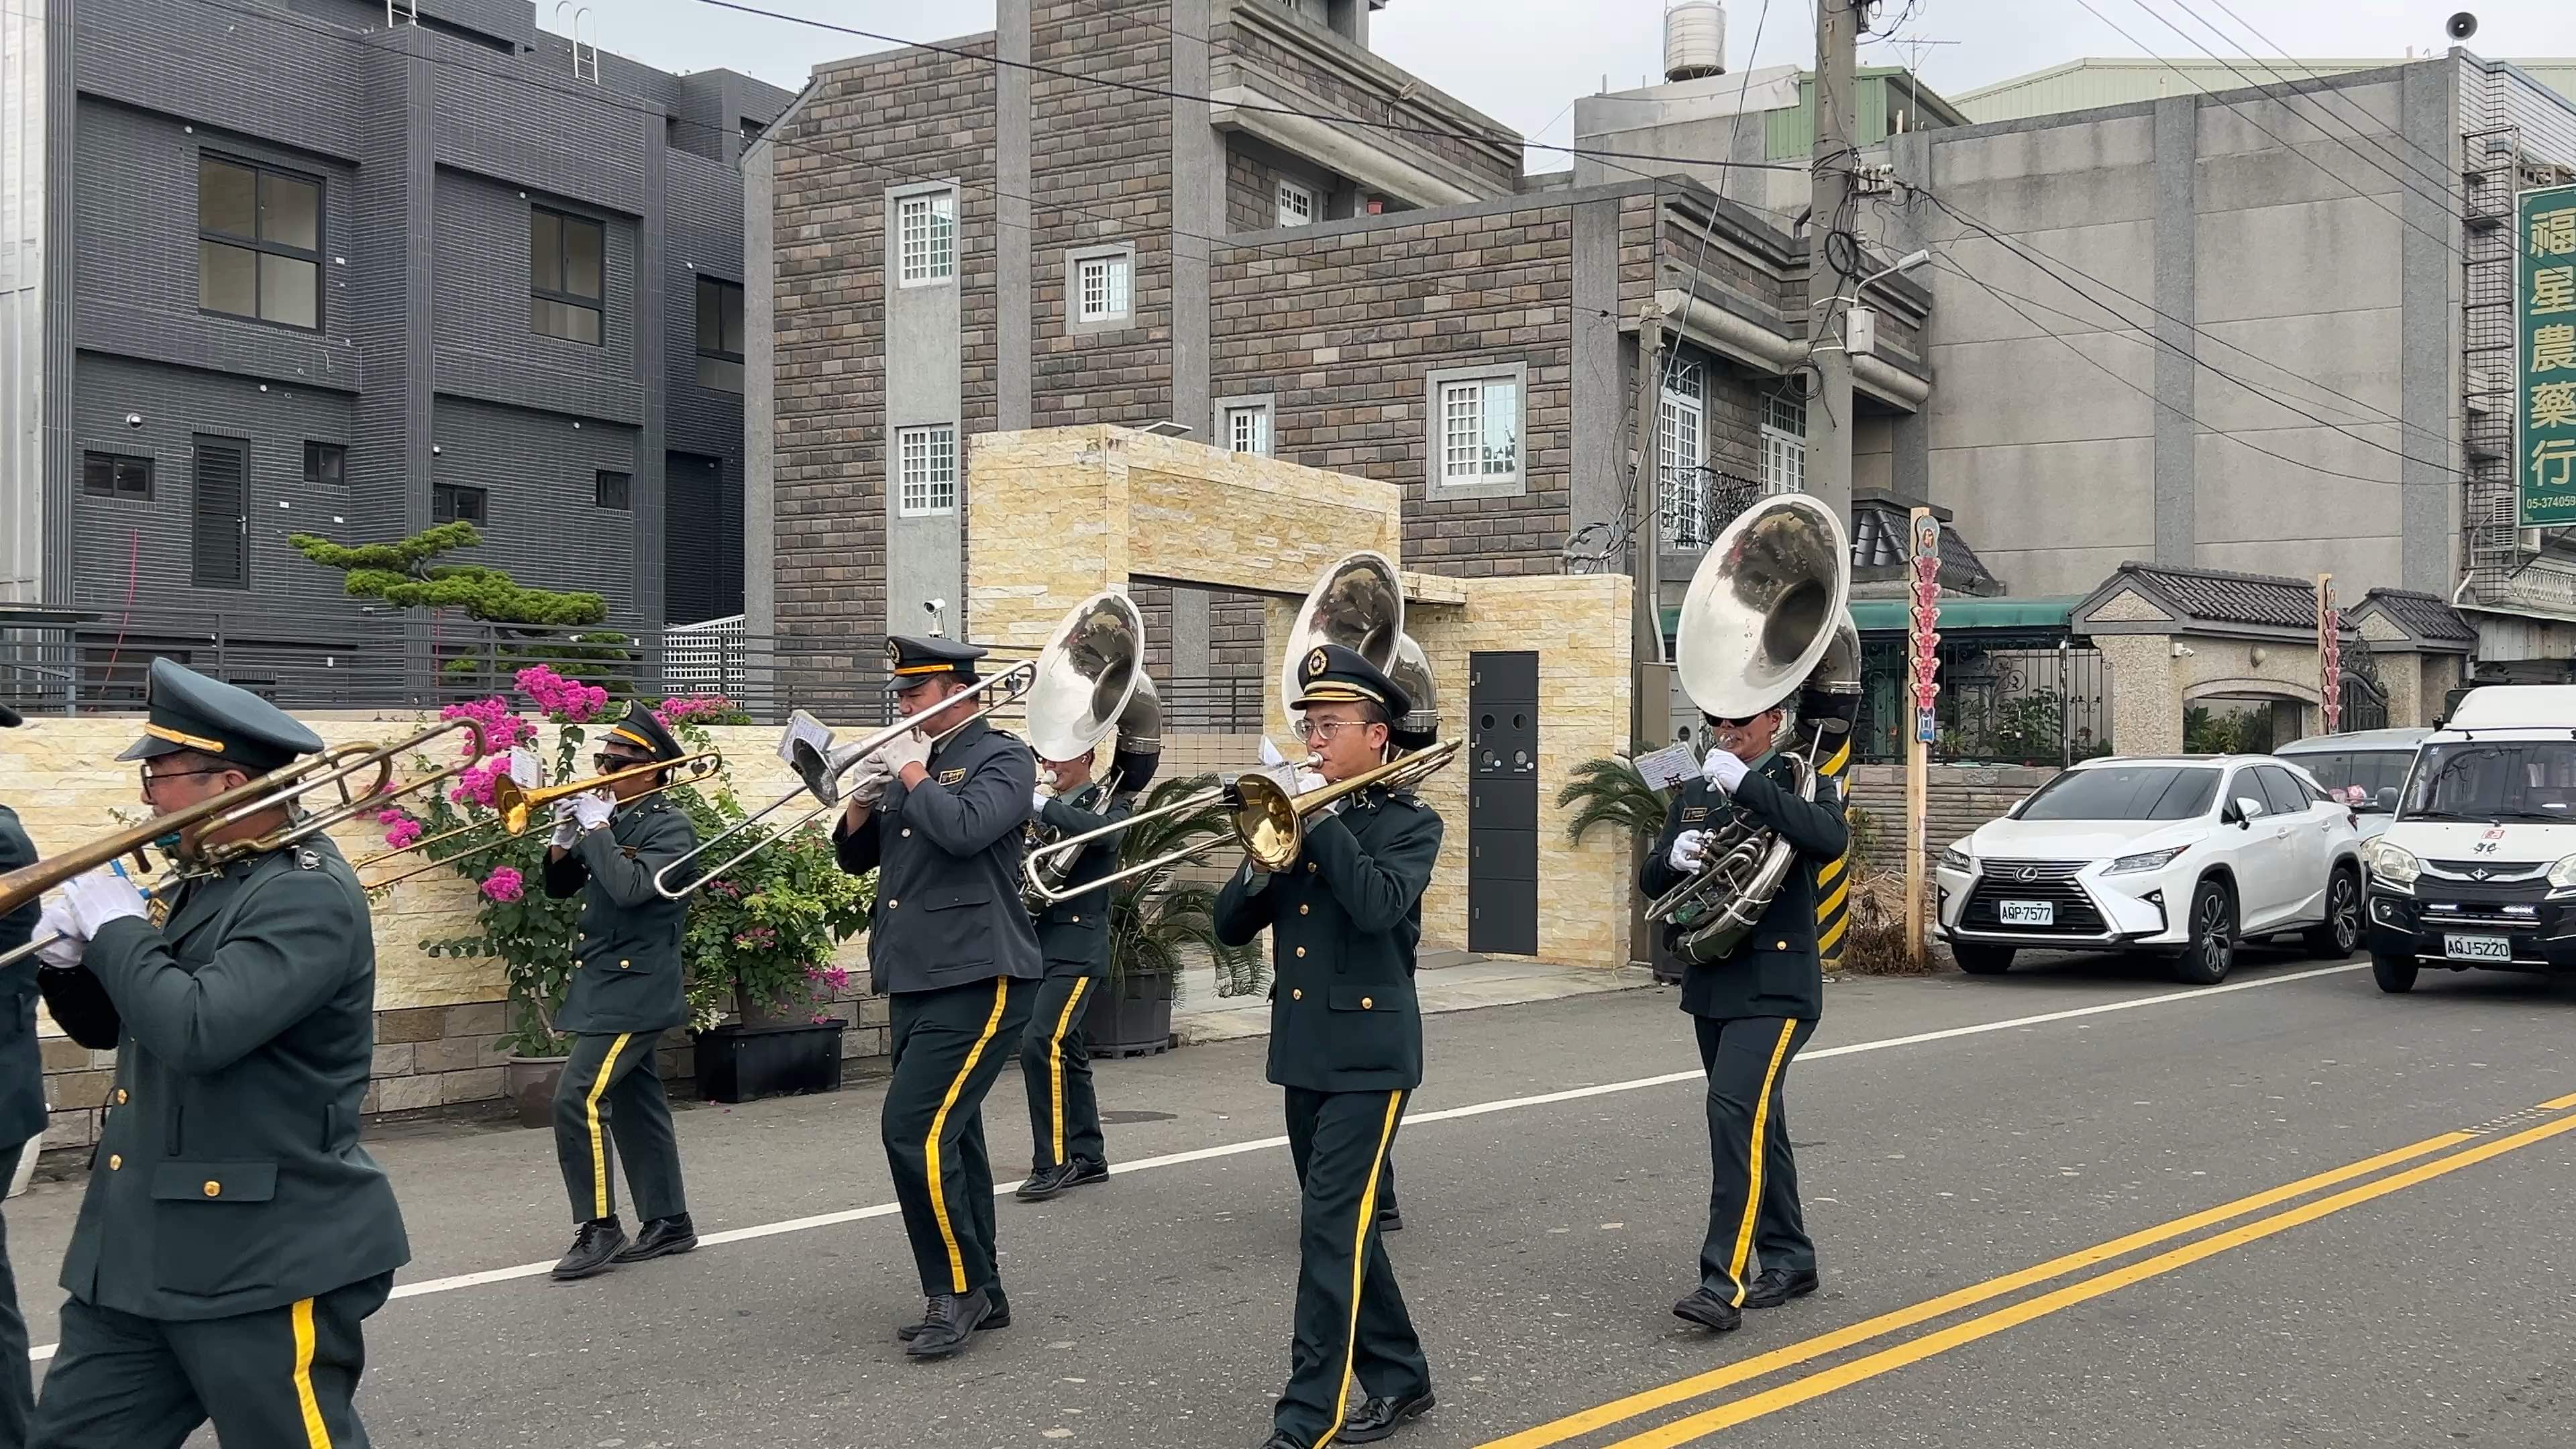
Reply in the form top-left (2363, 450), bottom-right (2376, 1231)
top-left (26, 961), bottom-right (2365, 1362)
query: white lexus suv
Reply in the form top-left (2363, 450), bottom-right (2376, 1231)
top-left (1934, 755), bottom-right (2366, 984)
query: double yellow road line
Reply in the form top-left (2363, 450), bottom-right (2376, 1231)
top-left (1481, 1089), bottom-right (2576, 1448)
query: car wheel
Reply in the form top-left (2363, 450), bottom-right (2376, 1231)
top-left (2172, 877), bottom-right (2235, 985)
top-left (2302, 867), bottom-right (2363, 959)
top-left (2371, 952), bottom-right (2419, 994)
top-left (1953, 944), bottom-right (2016, 975)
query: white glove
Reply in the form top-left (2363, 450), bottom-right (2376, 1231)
top-left (1668, 828), bottom-right (1712, 873)
top-left (572, 791), bottom-right (614, 833)
top-left (33, 900), bottom-right (85, 969)
top-left (549, 798), bottom-right (582, 849)
top-left (879, 728), bottom-right (934, 778)
top-left (1701, 749), bottom-right (1751, 794)
top-left (60, 867), bottom-right (149, 940)
top-left (1032, 789), bottom-right (1052, 819)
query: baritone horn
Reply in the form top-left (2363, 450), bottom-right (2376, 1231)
top-left (1021, 592), bottom-right (1161, 910)
top-left (1645, 492), bottom-right (1855, 965)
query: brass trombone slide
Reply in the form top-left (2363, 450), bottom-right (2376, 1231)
top-left (1022, 738), bottom-right (1460, 906)
top-left (651, 659), bottom-right (1040, 900)
top-left (0, 717), bottom-right (490, 969)
top-left (354, 751), bottom-right (722, 891)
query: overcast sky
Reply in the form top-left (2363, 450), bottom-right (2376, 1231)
top-left (581, 0), bottom-right (2576, 168)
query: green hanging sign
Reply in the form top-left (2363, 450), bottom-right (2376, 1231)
top-left (2519, 183), bottom-right (2576, 528)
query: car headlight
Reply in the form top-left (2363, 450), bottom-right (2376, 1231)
top-left (1937, 845), bottom-right (1973, 872)
top-left (2105, 845), bottom-right (2189, 875)
top-left (2366, 840), bottom-right (2422, 888)
top-left (2546, 854), bottom-right (2576, 892)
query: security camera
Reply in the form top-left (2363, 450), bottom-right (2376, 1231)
top-left (124, 413), bottom-right (143, 429)
top-left (922, 598), bottom-right (947, 615)
top-left (2447, 11), bottom-right (2477, 41)
top-left (2171, 642), bottom-right (2196, 659)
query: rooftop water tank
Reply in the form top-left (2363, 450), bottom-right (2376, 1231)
top-left (1664, 1), bottom-right (1727, 83)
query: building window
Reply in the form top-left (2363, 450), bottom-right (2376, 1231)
top-left (1276, 178), bottom-right (1317, 227)
top-left (594, 470), bottom-right (632, 511)
top-left (432, 482), bottom-right (488, 526)
top-left (897, 190), bottom-right (957, 285)
top-left (1225, 403), bottom-right (1273, 456)
top-left (1762, 394), bottom-right (1807, 495)
top-left (1067, 244), bottom-right (1135, 332)
top-left (1425, 363), bottom-right (1526, 496)
top-left (191, 436), bottom-right (249, 589)
top-left (696, 274), bottom-right (745, 391)
top-left (530, 205), bottom-right (605, 344)
top-left (1658, 362), bottom-right (1709, 548)
top-left (198, 155), bottom-right (321, 330)
top-left (83, 452), bottom-right (154, 500)
top-left (303, 441), bottom-right (345, 490)
top-left (896, 425), bottom-right (958, 517)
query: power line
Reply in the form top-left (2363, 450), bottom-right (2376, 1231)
top-left (2184, 0), bottom-right (2463, 200)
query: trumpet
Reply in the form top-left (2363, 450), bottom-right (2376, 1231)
top-left (651, 659), bottom-right (1040, 900)
top-left (1024, 739), bottom-right (1460, 906)
top-left (0, 718), bottom-right (490, 970)
top-left (353, 751), bottom-right (722, 891)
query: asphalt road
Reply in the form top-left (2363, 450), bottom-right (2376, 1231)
top-left (11, 945), bottom-right (2576, 1448)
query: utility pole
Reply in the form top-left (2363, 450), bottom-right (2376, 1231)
top-left (1808, 0), bottom-right (1861, 521)
top-left (1631, 301), bottom-right (1670, 750)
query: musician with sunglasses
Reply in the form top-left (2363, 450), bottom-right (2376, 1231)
top-left (1644, 700), bottom-right (1847, 1336)
top-left (542, 701), bottom-right (702, 1282)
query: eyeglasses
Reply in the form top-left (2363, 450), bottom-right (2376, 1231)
top-left (138, 766), bottom-right (226, 790)
top-left (593, 753), bottom-right (653, 773)
top-left (1295, 719), bottom-right (1375, 743)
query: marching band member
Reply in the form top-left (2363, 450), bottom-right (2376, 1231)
top-left (0, 702), bottom-right (42, 1442)
top-left (25, 659), bottom-right (407, 1447)
top-left (542, 702), bottom-right (702, 1281)
top-left (1014, 747), bottom-right (1132, 1202)
top-left (1216, 645), bottom-right (1442, 1449)
top-left (1643, 702), bottom-right (1846, 1335)
top-left (837, 635), bottom-right (1042, 1360)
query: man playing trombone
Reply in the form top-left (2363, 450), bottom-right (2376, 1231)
top-left (835, 635), bottom-right (1042, 1359)
top-left (1014, 745), bottom-right (1132, 1202)
top-left (1216, 644), bottom-right (1442, 1449)
top-left (22, 658), bottom-right (409, 1447)
top-left (543, 701), bottom-right (703, 1282)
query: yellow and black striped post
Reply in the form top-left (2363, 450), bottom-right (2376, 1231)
top-left (1814, 729), bottom-right (1854, 971)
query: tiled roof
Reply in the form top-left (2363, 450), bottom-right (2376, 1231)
top-left (2106, 563), bottom-right (2320, 630)
top-left (2357, 587), bottom-right (2477, 643)
top-left (1850, 499), bottom-right (2000, 594)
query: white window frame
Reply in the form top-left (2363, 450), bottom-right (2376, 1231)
top-left (1761, 393), bottom-right (1808, 496)
top-left (1658, 361), bottom-right (1709, 549)
top-left (896, 424), bottom-right (958, 517)
top-left (896, 188), bottom-right (957, 286)
top-left (1424, 362), bottom-right (1527, 498)
top-left (1216, 394), bottom-right (1277, 455)
top-left (1275, 177), bottom-right (1317, 228)
top-left (1065, 242), bottom-right (1136, 335)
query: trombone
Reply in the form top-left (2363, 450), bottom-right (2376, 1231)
top-left (0, 717), bottom-right (490, 970)
top-left (354, 751), bottom-right (722, 891)
top-left (650, 658), bottom-right (1040, 900)
top-left (1023, 738), bottom-right (1460, 905)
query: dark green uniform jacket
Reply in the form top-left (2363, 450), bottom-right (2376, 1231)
top-left (59, 837), bottom-right (410, 1321)
top-left (543, 796), bottom-right (697, 1035)
top-left (1641, 751), bottom-right (1848, 1022)
top-left (835, 718), bottom-right (1043, 996)
top-left (1030, 789), bottom-right (1132, 975)
top-left (0, 807), bottom-right (46, 1149)
top-left (1212, 787), bottom-right (1442, 1093)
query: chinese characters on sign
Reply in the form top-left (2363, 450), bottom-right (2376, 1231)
top-left (1909, 511), bottom-right (1941, 745)
top-left (2521, 185), bottom-right (2576, 528)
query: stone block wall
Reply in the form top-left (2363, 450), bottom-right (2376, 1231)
top-left (1844, 763), bottom-right (2061, 877)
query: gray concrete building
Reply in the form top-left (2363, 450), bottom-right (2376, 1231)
top-left (2, 0), bottom-right (790, 704)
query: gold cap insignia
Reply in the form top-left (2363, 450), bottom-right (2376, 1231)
top-left (1305, 647), bottom-right (1328, 678)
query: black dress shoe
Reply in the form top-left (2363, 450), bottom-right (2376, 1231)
top-left (896, 1285), bottom-right (1012, 1340)
top-left (1376, 1201), bottom-right (1403, 1233)
top-left (903, 1289), bottom-right (993, 1358)
top-left (551, 1217), bottom-right (628, 1281)
top-left (1340, 1389), bottom-right (1436, 1442)
top-left (1671, 1286), bottom-right (1742, 1333)
top-left (612, 1214), bottom-right (698, 1264)
top-left (1016, 1158), bottom-right (1110, 1201)
top-left (1742, 1266), bottom-right (1819, 1308)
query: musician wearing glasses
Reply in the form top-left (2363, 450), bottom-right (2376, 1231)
top-left (23, 658), bottom-right (409, 1447)
top-left (834, 635), bottom-right (1042, 1360)
top-left (1014, 745), bottom-right (1136, 1203)
top-left (1644, 701), bottom-right (1847, 1336)
top-left (0, 701), bottom-right (42, 1444)
top-left (1216, 645), bottom-right (1442, 1449)
top-left (541, 701), bottom-right (702, 1282)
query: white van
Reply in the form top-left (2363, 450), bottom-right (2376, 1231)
top-left (2274, 727), bottom-right (2433, 841)
top-left (2360, 685), bottom-right (2576, 993)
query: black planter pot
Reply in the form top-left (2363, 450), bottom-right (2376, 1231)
top-left (1085, 967), bottom-right (1175, 1059)
top-left (694, 1019), bottom-right (848, 1104)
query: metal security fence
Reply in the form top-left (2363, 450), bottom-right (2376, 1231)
top-left (1855, 634), bottom-right (2112, 767)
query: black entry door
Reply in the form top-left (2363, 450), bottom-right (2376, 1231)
top-left (1468, 651), bottom-right (1540, 956)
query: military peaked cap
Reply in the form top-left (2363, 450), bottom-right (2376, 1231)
top-left (602, 700), bottom-right (686, 763)
top-left (886, 634), bottom-right (987, 682)
top-left (1291, 643), bottom-right (1411, 720)
top-left (116, 657), bottom-right (325, 773)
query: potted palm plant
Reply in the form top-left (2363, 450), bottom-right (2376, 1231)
top-left (1087, 775), bottom-right (1267, 1057)
top-left (1555, 751), bottom-right (1679, 983)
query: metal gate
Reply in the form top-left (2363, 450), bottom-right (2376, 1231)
top-left (1467, 651), bottom-right (1539, 957)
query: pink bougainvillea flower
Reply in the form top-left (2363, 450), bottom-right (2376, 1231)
top-left (439, 696), bottom-right (532, 758)
top-left (450, 759), bottom-right (502, 808)
top-left (382, 816), bottom-right (424, 850)
top-left (479, 867), bottom-right (525, 904)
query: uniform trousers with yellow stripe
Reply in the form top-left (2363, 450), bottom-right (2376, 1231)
top-left (30, 1271), bottom-right (391, 1448)
top-left (1018, 965), bottom-right (1107, 1171)
top-left (552, 1030), bottom-right (687, 1226)
top-left (1277, 1087), bottom-right (1428, 1448)
top-left (1694, 1015), bottom-right (1819, 1304)
top-left (885, 976), bottom-right (1036, 1297)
